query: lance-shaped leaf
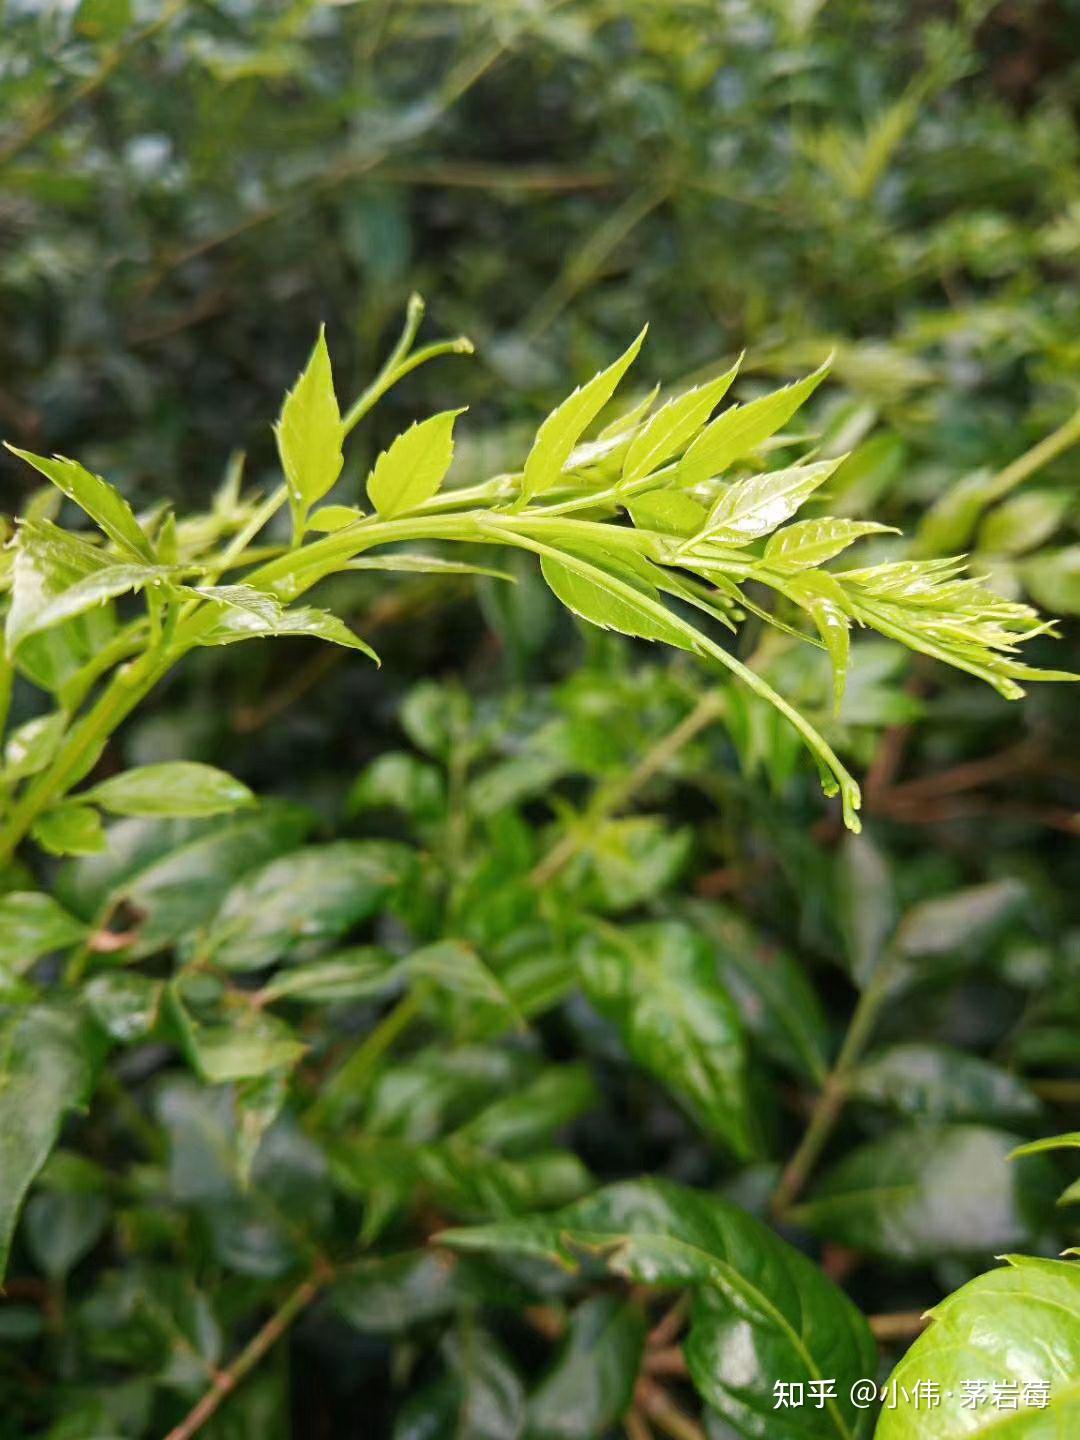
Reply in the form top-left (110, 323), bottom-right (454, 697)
top-left (441, 1179), bottom-right (877, 1440)
top-left (764, 517), bottom-right (896, 572)
top-left (537, 544), bottom-right (695, 650)
top-left (366, 408), bottom-right (464, 518)
top-left (789, 1124), bottom-right (1058, 1262)
top-left (521, 328), bottom-right (647, 500)
top-left (0, 1005), bottom-right (104, 1281)
top-left (578, 922), bottom-right (755, 1159)
top-left (275, 327), bottom-right (344, 532)
top-left (621, 361), bottom-right (740, 485)
top-left (850, 1044), bottom-right (1042, 1126)
top-left (875, 1255), bottom-right (1080, 1438)
top-left (677, 363), bottom-right (829, 487)
top-left (692, 459), bottom-right (841, 547)
top-left (5, 446), bottom-right (154, 562)
top-left (198, 602), bottom-right (379, 662)
top-left (835, 830), bottom-right (895, 988)
top-left (85, 762), bottom-right (255, 819)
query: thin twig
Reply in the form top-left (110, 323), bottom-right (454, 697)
top-left (163, 1265), bottom-right (332, 1440)
top-left (869, 1310), bottom-right (931, 1342)
top-left (625, 1410), bottom-right (656, 1440)
top-left (0, 0), bottom-right (187, 168)
top-left (528, 690), bottom-right (724, 888)
top-left (635, 1380), bottom-right (707, 1440)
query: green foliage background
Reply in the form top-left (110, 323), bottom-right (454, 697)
top-left (1, 2), bottom-right (1079, 1438)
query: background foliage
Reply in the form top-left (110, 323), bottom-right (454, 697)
top-left (1, 2), bottom-right (1079, 1438)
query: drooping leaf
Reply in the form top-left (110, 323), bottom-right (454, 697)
top-left (5, 447), bottom-right (154, 562)
top-left (522, 328), bottom-right (646, 500)
top-left (578, 922), bottom-right (756, 1158)
top-left (441, 1179), bottom-right (877, 1440)
top-left (539, 548), bottom-right (694, 650)
top-left (621, 362), bottom-right (740, 486)
top-left (789, 1124), bottom-right (1058, 1262)
top-left (0, 891), bottom-right (87, 973)
top-left (86, 762), bottom-right (255, 819)
top-left (275, 328), bottom-right (344, 531)
top-left (682, 900), bottom-right (831, 1084)
top-left (367, 409), bottom-right (464, 518)
top-left (677, 364), bottom-right (829, 487)
top-left (0, 1005), bottom-right (103, 1280)
top-left (875, 1255), bottom-right (1080, 1438)
top-left (835, 831), bottom-right (895, 988)
top-left (786, 571), bottom-right (852, 711)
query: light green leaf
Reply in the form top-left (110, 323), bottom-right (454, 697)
top-left (8, 561), bottom-right (173, 648)
top-left (621, 362), bottom-right (740, 485)
top-left (1010, 1132), bottom-right (1080, 1158)
top-left (198, 603), bottom-right (380, 662)
top-left (875, 1254), bottom-right (1080, 1438)
top-left (257, 947), bottom-right (399, 1006)
top-left (1020, 545), bottom-right (1080, 614)
top-left (789, 1124), bottom-right (1058, 1262)
top-left (167, 983), bottom-right (305, 1084)
top-left (578, 922), bottom-right (755, 1159)
top-left (625, 490), bottom-right (708, 538)
top-left (86, 762), bottom-right (255, 819)
top-left (4, 446), bottom-right (154, 562)
top-left (694, 459), bottom-right (840, 546)
top-left (440, 1179), bottom-right (877, 1440)
top-left (0, 1006), bottom-right (103, 1280)
top-left (979, 490), bottom-right (1070, 557)
top-left (787, 570), bottom-right (852, 711)
top-left (522, 328), bottom-right (647, 500)
top-left (764, 517), bottom-right (895, 572)
top-left (3, 711), bottom-right (66, 781)
top-left (539, 548), bottom-right (694, 650)
top-left (677, 363), bottom-right (829, 487)
top-left (366, 409), bottom-right (464, 519)
top-left (407, 939), bottom-right (521, 1021)
top-left (5, 520), bottom-right (110, 657)
top-left (274, 328), bottom-right (344, 531)
top-left (307, 504), bottom-right (365, 532)
top-left (346, 553), bottom-right (514, 581)
top-left (0, 892), bottom-right (87, 973)
top-left (30, 804), bottom-right (106, 857)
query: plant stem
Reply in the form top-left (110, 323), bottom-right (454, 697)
top-left (0, 650), bottom-right (171, 865)
top-left (635, 1380), bottom-right (706, 1440)
top-left (771, 959), bottom-right (898, 1217)
top-left (982, 403), bottom-right (1080, 505)
top-left (529, 689), bottom-right (725, 888)
top-left (868, 1310), bottom-right (931, 1343)
top-left (162, 1265), bottom-right (331, 1440)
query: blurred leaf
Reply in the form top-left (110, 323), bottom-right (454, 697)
top-left (790, 1124), bottom-right (1058, 1261)
top-left (579, 921), bottom-right (755, 1157)
top-left (894, 880), bottom-right (1026, 960)
top-left (87, 762), bottom-right (254, 818)
top-left (0, 891), bottom-right (87, 973)
top-left (835, 831), bottom-right (895, 987)
top-left (442, 1179), bottom-right (877, 1440)
top-left (850, 1044), bottom-right (1042, 1125)
top-left (526, 1296), bottom-right (645, 1439)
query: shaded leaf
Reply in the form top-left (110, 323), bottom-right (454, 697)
top-left (527, 1296), bottom-right (645, 1439)
top-left (87, 762), bottom-right (254, 818)
top-left (0, 891), bottom-right (87, 973)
